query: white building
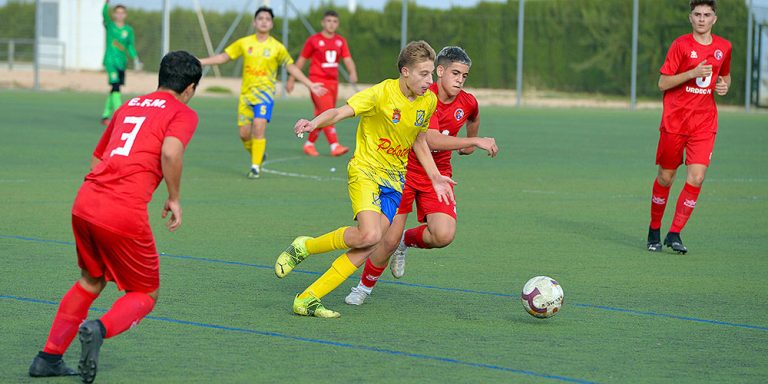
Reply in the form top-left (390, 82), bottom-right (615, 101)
top-left (39, 0), bottom-right (104, 70)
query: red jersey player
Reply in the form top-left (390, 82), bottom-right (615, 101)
top-left (647, 0), bottom-right (731, 254)
top-left (28, 51), bottom-right (202, 383)
top-left (344, 46), bottom-right (498, 305)
top-left (287, 9), bottom-right (358, 157)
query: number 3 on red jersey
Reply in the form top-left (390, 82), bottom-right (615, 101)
top-left (110, 116), bottom-right (146, 157)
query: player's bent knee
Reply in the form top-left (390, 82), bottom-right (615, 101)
top-left (431, 231), bottom-right (455, 248)
top-left (358, 230), bottom-right (383, 248)
top-left (687, 175), bottom-right (705, 187)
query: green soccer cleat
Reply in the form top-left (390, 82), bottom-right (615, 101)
top-left (293, 294), bottom-right (340, 318)
top-left (275, 236), bottom-right (311, 278)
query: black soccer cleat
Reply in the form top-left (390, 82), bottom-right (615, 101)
top-left (28, 354), bottom-right (78, 377)
top-left (647, 227), bottom-right (662, 252)
top-left (78, 320), bottom-right (105, 384)
top-left (664, 232), bottom-right (688, 254)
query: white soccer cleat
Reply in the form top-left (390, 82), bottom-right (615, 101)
top-left (389, 237), bottom-right (408, 279)
top-left (344, 286), bottom-right (370, 306)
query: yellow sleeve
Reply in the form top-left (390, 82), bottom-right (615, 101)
top-left (421, 95), bottom-right (437, 132)
top-left (347, 83), bottom-right (380, 117)
top-left (277, 43), bottom-right (294, 66)
top-left (224, 39), bottom-right (242, 60)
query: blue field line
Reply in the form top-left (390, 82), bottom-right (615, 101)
top-left (4, 233), bottom-right (768, 332)
top-left (0, 294), bottom-right (595, 384)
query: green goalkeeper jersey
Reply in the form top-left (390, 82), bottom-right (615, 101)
top-left (102, 2), bottom-right (137, 70)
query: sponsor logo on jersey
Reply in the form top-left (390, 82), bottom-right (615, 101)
top-left (415, 110), bottom-right (425, 127)
top-left (690, 50), bottom-right (698, 59)
top-left (715, 49), bottom-right (723, 60)
top-left (652, 196), bottom-right (666, 205)
top-left (248, 47), bottom-right (253, 55)
top-left (392, 108), bottom-right (401, 123)
top-left (376, 138), bottom-right (410, 158)
top-left (127, 97), bottom-right (167, 109)
top-left (685, 86), bottom-right (712, 95)
top-left (454, 108), bottom-right (464, 121)
top-left (122, 30), bottom-right (128, 39)
top-left (263, 48), bottom-right (271, 57)
top-left (683, 199), bottom-right (697, 208)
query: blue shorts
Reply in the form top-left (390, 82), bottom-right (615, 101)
top-left (376, 186), bottom-right (402, 224)
top-left (237, 96), bottom-right (274, 125)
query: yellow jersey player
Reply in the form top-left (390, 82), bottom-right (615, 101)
top-left (199, 6), bottom-right (325, 178)
top-left (274, 41), bottom-right (457, 318)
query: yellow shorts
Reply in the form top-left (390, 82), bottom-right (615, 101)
top-left (237, 94), bottom-right (274, 126)
top-left (347, 163), bottom-right (402, 223)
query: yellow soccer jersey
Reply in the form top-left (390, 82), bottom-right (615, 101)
top-left (225, 35), bottom-right (293, 105)
top-left (346, 78), bottom-right (437, 192)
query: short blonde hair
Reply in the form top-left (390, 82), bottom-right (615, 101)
top-left (397, 40), bottom-right (436, 72)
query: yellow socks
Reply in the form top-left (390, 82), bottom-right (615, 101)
top-left (306, 227), bottom-right (349, 255)
top-left (298, 254), bottom-right (357, 299)
top-left (251, 138), bottom-right (266, 168)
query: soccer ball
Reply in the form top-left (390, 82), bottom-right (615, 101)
top-left (521, 276), bottom-right (564, 318)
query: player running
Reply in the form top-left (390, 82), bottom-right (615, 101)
top-left (100, 1), bottom-right (142, 126)
top-left (274, 41), bottom-right (497, 318)
top-left (199, 6), bottom-right (326, 179)
top-left (646, 0), bottom-right (731, 254)
top-left (28, 51), bottom-right (201, 383)
top-left (286, 9), bottom-right (358, 157)
top-left (345, 46), bottom-right (496, 305)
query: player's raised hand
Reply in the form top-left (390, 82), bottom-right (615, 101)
top-left (715, 76), bottom-right (729, 96)
top-left (309, 82), bottom-right (328, 96)
top-left (294, 119), bottom-right (315, 138)
top-left (691, 59), bottom-right (713, 78)
top-left (432, 174), bottom-right (458, 205)
top-left (162, 199), bottom-right (182, 232)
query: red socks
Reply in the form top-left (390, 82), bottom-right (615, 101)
top-left (404, 225), bottom-right (429, 249)
top-left (360, 259), bottom-right (386, 290)
top-left (99, 292), bottom-right (156, 339)
top-left (670, 182), bottom-right (701, 233)
top-left (307, 126), bottom-right (339, 145)
top-left (43, 282), bottom-right (98, 355)
top-left (649, 178), bottom-right (672, 230)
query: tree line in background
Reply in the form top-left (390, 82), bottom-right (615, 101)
top-left (0, 0), bottom-right (749, 103)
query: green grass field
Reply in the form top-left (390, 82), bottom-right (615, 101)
top-left (1, 90), bottom-right (766, 383)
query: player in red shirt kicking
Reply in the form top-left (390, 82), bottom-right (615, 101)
top-left (647, 0), bottom-right (731, 254)
top-left (28, 51), bottom-right (201, 383)
top-left (345, 46), bottom-right (497, 305)
top-left (287, 9), bottom-right (358, 157)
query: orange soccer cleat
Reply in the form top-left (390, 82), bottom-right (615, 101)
top-left (330, 144), bottom-right (349, 157)
top-left (303, 143), bottom-right (319, 157)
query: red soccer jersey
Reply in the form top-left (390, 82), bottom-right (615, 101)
top-left (300, 32), bottom-right (351, 81)
top-left (406, 83), bottom-right (480, 180)
top-left (72, 91), bottom-right (198, 238)
top-left (659, 33), bottom-right (731, 135)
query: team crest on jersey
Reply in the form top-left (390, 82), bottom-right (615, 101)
top-left (122, 30), bottom-right (128, 38)
top-left (454, 108), bottom-right (464, 121)
top-left (263, 48), bottom-right (271, 57)
top-left (392, 108), bottom-right (401, 123)
top-left (715, 49), bottom-right (723, 60)
top-left (319, 40), bottom-right (326, 47)
top-left (690, 50), bottom-right (698, 59)
top-left (414, 110), bottom-right (426, 127)
top-left (248, 47), bottom-right (253, 55)
top-left (335, 40), bottom-right (342, 47)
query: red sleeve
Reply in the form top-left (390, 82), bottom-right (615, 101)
top-left (720, 45), bottom-right (732, 77)
top-left (92, 117), bottom-right (116, 159)
top-left (165, 109), bottom-right (198, 148)
top-left (427, 111), bottom-right (440, 131)
top-left (659, 39), bottom-right (682, 76)
top-left (340, 37), bottom-right (351, 59)
top-left (468, 95), bottom-right (479, 120)
top-left (300, 36), bottom-right (314, 59)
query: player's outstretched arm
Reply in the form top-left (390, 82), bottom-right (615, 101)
top-left (342, 57), bottom-right (358, 84)
top-left (458, 116), bottom-right (480, 155)
top-left (199, 53), bottom-right (230, 66)
top-left (426, 129), bottom-right (497, 157)
top-left (413, 132), bottom-right (457, 205)
top-left (659, 59), bottom-right (712, 91)
top-left (161, 137), bottom-right (185, 232)
top-left (285, 56), bottom-right (307, 94)
top-left (286, 63), bottom-right (327, 96)
top-left (294, 105), bottom-right (355, 138)
top-left (102, 1), bottom-right (111, 26)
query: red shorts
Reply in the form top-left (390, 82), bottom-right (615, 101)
top-left (311, 79), bottom-right (338, 117)
top-left (397, 180), bottom-right (457, 223)
top-left (72, 214), bottom-right (159, 293)
top-left (656, 130), bottom-right (717, 169)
